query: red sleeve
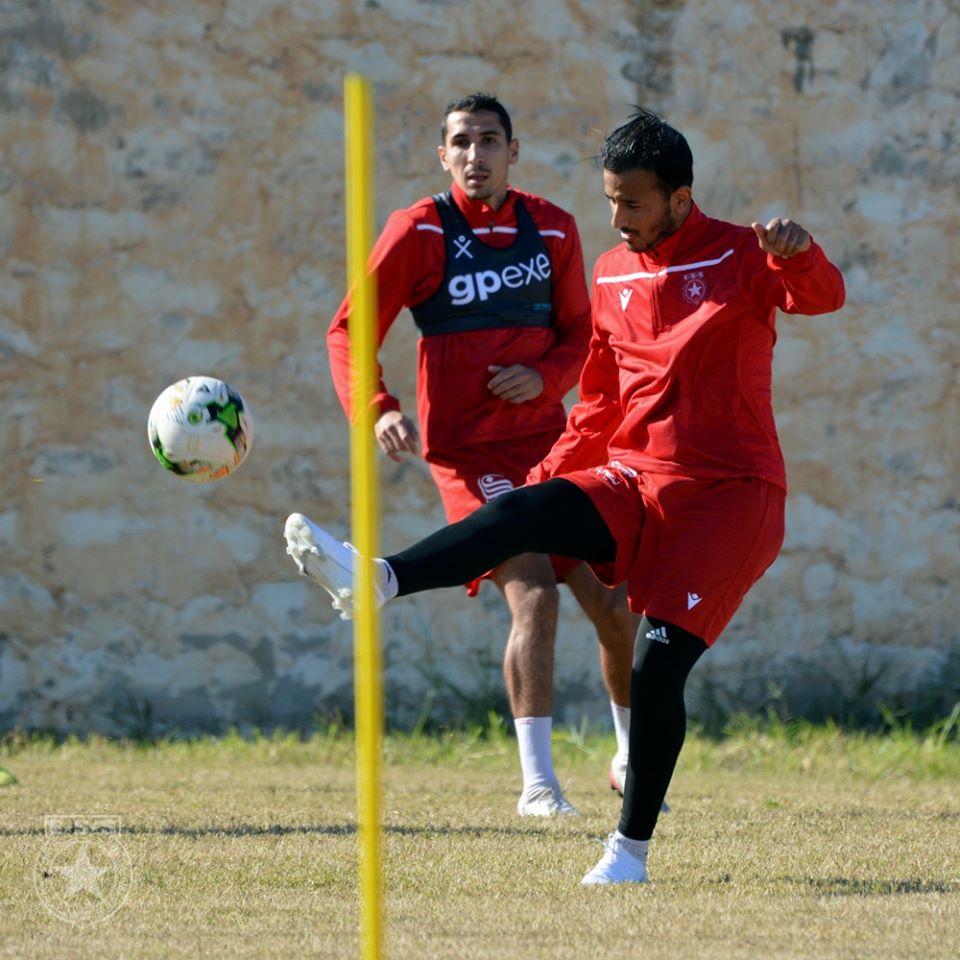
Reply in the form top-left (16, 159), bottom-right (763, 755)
top-left (327, 209), bottom-right (427, 422)
top-left (527, 272), bottom-right (622, 483)
top-left (533, 216), bottom-right (592, 403)
top-left (746, 239), bottom-right (846, 316)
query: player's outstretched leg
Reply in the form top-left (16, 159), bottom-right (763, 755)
top-left (285, 479), bottom-right (618, 612)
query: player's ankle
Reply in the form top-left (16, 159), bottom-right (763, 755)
top-left (376, 559), bottom-right (399, 601)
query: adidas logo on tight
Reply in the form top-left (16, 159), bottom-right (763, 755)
top-left (645, 626), bottom-right (669, 644)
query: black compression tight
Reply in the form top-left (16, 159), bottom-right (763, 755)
top-left (619, 617), bottom-right (708, 841)
top-left (385, 478), bottom-right (617, 595)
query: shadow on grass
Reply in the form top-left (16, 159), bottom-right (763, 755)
top-left (0, 821), bottom-right (588, 840)
top-left (705, 872), bottom-right (959, 896)
top-left (801, 876), bottom-right (960, 896)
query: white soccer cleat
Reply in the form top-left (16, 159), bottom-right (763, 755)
top-left (517, 783), bottom-right (579, 817)
top-left (608, 756), bottom-right (669, 813)
top-left (284, 512), bottom-right (385, 620)
top-left (581, 833), bottom-right (649, 886)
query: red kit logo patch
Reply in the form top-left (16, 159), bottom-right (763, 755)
top-left (478, 473), bottom-right (514, 501)
top-left (681, 270), bottom-right (707, 305)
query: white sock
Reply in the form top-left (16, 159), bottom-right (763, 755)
top-left (514, 717), bottom-right (556, 794)
top-left (614, 830), bottom-right (649, 862)
top-left (610, 701), bottom-right (630, 766)
top-left (376, 559), bottom-right (399, 601)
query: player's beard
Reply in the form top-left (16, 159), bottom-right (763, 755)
top-left (624, 206), bottom-right (684, 254)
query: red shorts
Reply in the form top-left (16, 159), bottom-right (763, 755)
top-left (563, 462), bottom-right (785, 645)
top-left (428, 431), bottom-right (580, 594)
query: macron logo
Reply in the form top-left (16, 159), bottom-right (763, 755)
top-left (687, 592), bottom-right (703, 610)
top-left (645, 626), bottom-right (669, 644)
top-left (619, 288), bottom-right (633, 311)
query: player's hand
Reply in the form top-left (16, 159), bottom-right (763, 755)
top-left (487, 365), bottom-right (544, 404)
top-left (374, 410), bottom-right (420, 462)
top-left (751, 218), bottom-right (812, 258)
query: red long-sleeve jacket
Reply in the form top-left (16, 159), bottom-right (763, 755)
top-left (529, 204), bottom-right (846, 491)
top-left (327, 183), bottom-right (591, 460)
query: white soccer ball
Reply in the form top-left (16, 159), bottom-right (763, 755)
top-left (147, 376), bottom-right (254, 483)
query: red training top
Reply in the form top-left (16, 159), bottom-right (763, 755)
top-left (327, 182), bottom-right (591, 460)
top-left (528, 203), bottom-right (846, 492)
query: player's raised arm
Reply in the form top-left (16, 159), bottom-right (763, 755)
top-left (748, 217), bottom-right (845, 316)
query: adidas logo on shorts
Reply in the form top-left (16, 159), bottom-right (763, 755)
top-left (645, 626), bottom-right (669, 644)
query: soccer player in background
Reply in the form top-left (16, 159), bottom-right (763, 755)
top-left (323, 92), bottom-right (638, 816)
top-left (287, 107), bottom-right (845, 884)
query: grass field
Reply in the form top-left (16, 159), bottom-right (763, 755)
top-left (0, 718), bottom-right (958, 959)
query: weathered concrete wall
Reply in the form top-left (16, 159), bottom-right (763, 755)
top-left (1, 0), bottom-right (957, 734)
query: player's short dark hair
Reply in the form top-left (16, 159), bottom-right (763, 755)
top-left (600, 108), bottom-right (694, 196)
top-left (441, 92), bottom-right (513, 143)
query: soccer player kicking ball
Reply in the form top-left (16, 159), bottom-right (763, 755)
top-left (286, 109), bottom-right (845, 885)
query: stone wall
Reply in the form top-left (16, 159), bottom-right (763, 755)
top-left (1, 0), bottom-right (957, 734)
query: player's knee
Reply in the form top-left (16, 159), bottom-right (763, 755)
top-left (579, 585), bottom-right (633, 642)
top-left (506, 576), bottom-right (560, 628)
top-left (632, 616), bottom-right (708, 681)
top-left (600, 593), bottom-right (636, 635)
top-left (483, 486), bottom-right (529, 524)
top-left (522, 578), bottom-right (561, 613)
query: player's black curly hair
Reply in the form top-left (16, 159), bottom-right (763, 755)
top-left (441, 92), bottom-right (513, 143)
top-left (600, 108), bottom-right (693, 196)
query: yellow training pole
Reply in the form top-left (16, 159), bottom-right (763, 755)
top-left (344, 73), bottom-right (384, 960)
